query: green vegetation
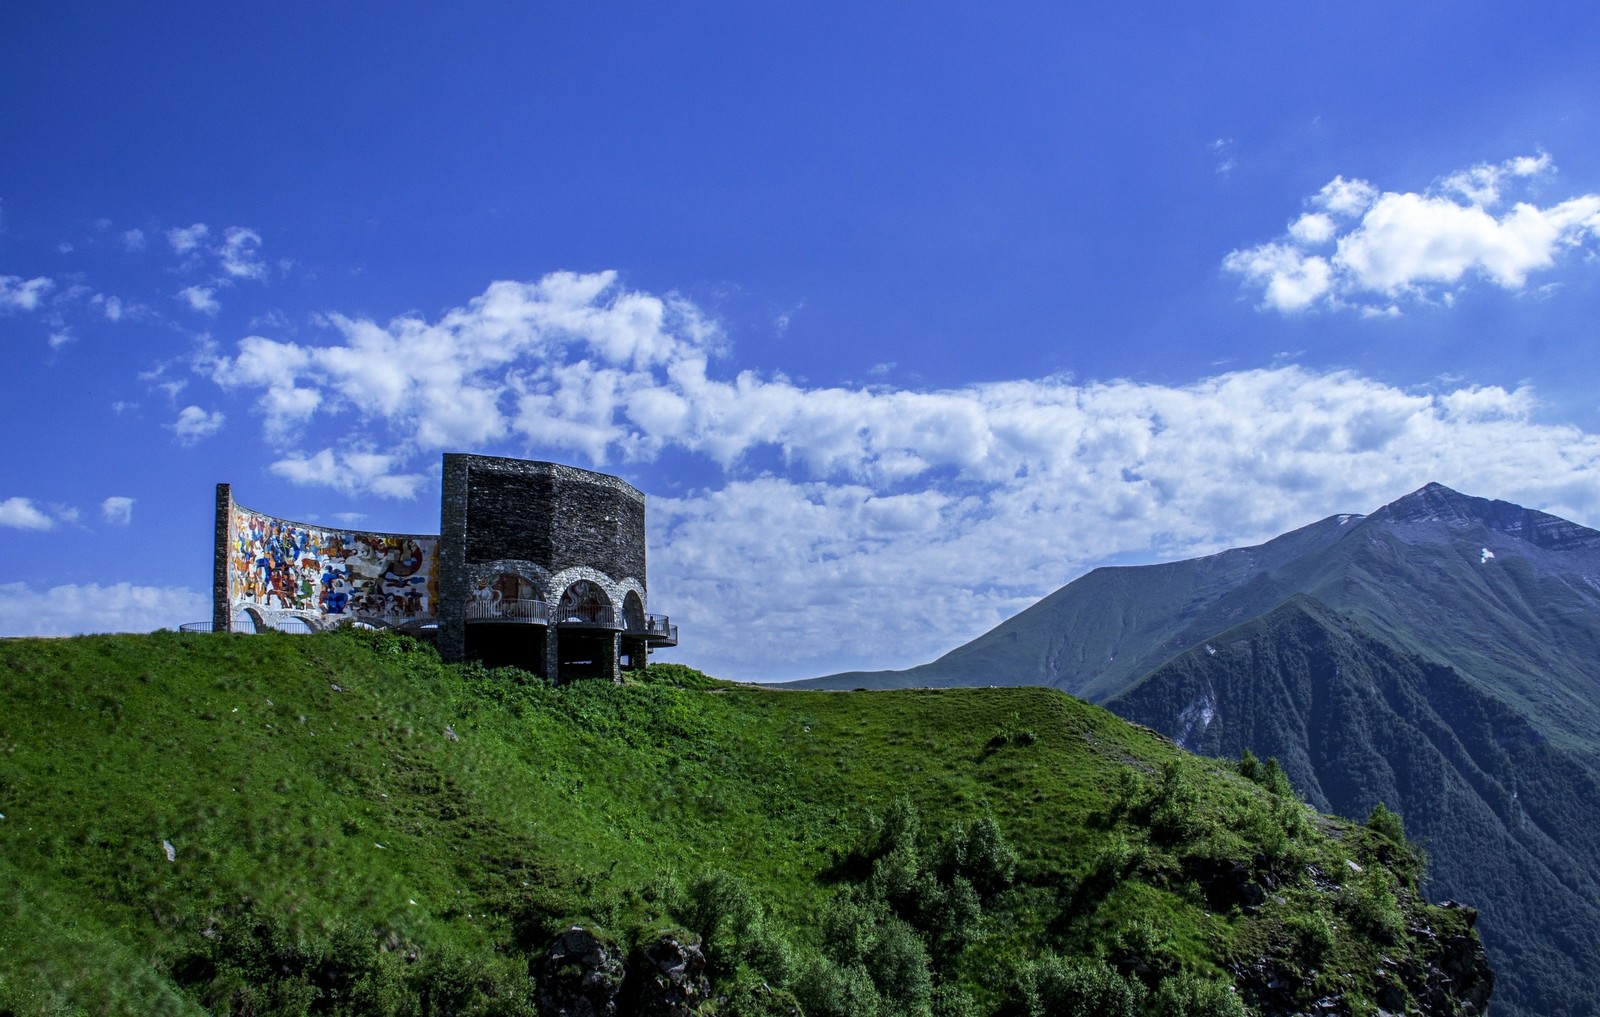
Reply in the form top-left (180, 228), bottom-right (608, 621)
top-left (0, 629), bottom-right (1485, 1015)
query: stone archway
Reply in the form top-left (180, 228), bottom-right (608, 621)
top-left (554, 580), bottom-right (619, 681)
top-left (557, 580), bottom-right (613, 626)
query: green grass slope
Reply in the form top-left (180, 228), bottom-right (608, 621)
top-left (0, 629), bottom-right (1488, 1016)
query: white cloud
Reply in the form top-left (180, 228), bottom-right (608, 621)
top-left (203, 272), bottom-right (1600, 678)
top-left (647, 369), bottom-right (1600, 678)
top-left (48, 329), bottom-right (75, 350)
top-left (0, 275), bottom-right (52, 312)
top-left (179, 285), bottom-right (220, 315)
top-left (1210, 138), bottom-right (1237, 175)
top-left (1288, 212), bottom-right (1336, 245)
top-left (270, 448), bottom-right (426, 499)
top-left (0, 582), bottom-right (210, 637)
top-left (172, 405), bottom-right (225, 444)
top-left (100, 496), bottom-right (135, 526)
top-left (0, 497), bottom-right (55, 530)
top-left (122, 229), bottom-right (147, 252)
top-left (1226, 154), bottom-right (1600, 313)
top-left (219, 227), bottom-right (266, 279)
top-left (1315, 176), bottom-right (1378, 217)
top-left (166, 223), bottom-right (210, 254)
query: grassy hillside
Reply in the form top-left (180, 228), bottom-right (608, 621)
top-left (0, 629), bottom-right (1487, 1016)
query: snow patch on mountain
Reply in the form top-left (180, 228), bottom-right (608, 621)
top-left (1174, 683), bottom-right (1218, 751)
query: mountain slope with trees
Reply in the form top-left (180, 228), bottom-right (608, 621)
top-left (792, 483), bottom-right (1600, 1016)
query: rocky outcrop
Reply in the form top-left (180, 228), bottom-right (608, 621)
top-left (535, 925), bottom-right (713, 1017)
top-left (621, 931), bottom-right (712, 1017)
top-left (535, 925), bottom-right (626, 1017)
top-left (1230, 901), bottom-right (1494, 1017)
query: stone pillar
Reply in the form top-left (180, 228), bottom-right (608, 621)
top-left (545, 625), bottom-right (562, 683)
top-left (213, 484), bottom-right (232, 633)
top-left (438, 456), bottom-right (470, 662)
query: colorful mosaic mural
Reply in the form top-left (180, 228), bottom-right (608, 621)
top-left (227, 504), bottom-right (440, 628)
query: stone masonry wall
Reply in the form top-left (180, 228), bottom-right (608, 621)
top-left (438, 454), bottom-right (648, 668)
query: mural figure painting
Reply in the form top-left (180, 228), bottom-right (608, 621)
top-left (227, 507), bottom-right (439, 630)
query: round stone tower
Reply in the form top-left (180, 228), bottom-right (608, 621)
top-left (437, 454), bottom-right (675, 680)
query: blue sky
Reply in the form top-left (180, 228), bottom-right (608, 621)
top-left (5, 3), bottom-right (1600, 679)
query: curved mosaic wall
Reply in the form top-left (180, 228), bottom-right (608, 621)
top-left (222, 493), bottom-right (440, 631)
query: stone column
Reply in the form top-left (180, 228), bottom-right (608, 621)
top-left (213, 484), bottom-right (232, 633)
top-left (438, 456), bottom-right (470, 662)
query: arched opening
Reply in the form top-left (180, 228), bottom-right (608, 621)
top-left (620, 590), bottom-right (648, 672)
top-left (467, 572), bottom-right (546, 622)
top-left (557, 581), bottom-right (612, 626)
top-left (464, 571), bottom-right (548, 674)
top-left (556, 581), bottom-right (618, 680)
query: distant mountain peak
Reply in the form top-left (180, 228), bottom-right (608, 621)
top-left (1373, 482), bottom-right (1600, 550)
top-left (1378, 482), bottom-right (1471, 518)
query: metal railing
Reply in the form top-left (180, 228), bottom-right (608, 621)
top-left (464, 598), bottom-right (550, 624)
top-left (554, 603), bottom-right (618, 629)
top-left (180, 616), bottom-right (313, 634)
top-left (627, 613), bottom-right (678, 646)
top-left (180, 619), bottom-right (257, 633)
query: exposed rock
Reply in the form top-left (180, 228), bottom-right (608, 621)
top-left (1184, 855), bottom-right (1265, 912)
top-left (1230, 956), bottom-right (1315, 1015)
top-left (535, 925), bottom-right (625, 1017)
top-left (622, 931), bottom-right (711, 1016)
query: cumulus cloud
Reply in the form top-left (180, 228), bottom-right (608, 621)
top-left (1225, 153), bottom-right (1600, 313)
top-left (202, 272), bottom-right (1600, 678)
top-left (179, 285), bottom-right (220, 315)
top-left (100, 496), bottom-right (135, 526)
top-left (219, 227), bottom-right (266, 279)
top-left (0, 497), bottom-right (55, 530)
top-left (270, 448), bottom-right (427, 499)
top-left (166, 223), bottom-right (210, 254)
top-left (0, 582), bottom-right (210, 637)
top-left (1, 275), bottom-right (52, 312)
top-left (172, 405), bottom-right (225, 444)
top-left (208, 270), bottom-right (719, 472)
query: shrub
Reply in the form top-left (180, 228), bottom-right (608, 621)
top-left (1339, 872), bottom-right (1406, 945)
top-left (683, 871), bottom-right (793, 985)
top-left (865, 916), bottom-right (933, 1011)
top-left (1149, 970), bottom-right (1247, 1017)
top-left (1365, 802), bottom-right (1406, 844)
top-left (1150, 762), bottom-right (1207, 843)
top-left (1007, 954), bottom-right (1144, 1017)
top-left (794, 957), bottom-right (882, 1017)
top-left (942, 815), bottom-right (1018, 899)
top-left (1282, 909), bottom-right (1336, 962)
